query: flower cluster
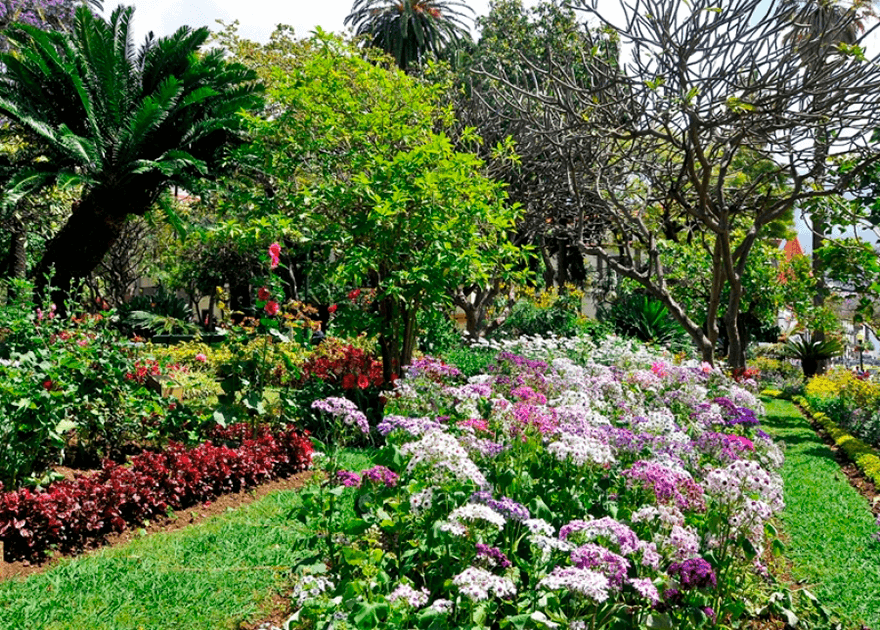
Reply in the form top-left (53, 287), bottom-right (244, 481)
top-left (311, 396), bottom-right (369, 434)
top-left (294, 333), bottom-right (786, 628)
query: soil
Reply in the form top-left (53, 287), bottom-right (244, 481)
top-left (0, 469), bottom-right (314, 583)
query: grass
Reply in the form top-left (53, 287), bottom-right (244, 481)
top-left (762, 397), bottom-right (880, 627)
top-left (0, 448), bottom-right (376, 630)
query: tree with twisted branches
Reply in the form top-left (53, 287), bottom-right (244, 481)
top-left (475, 0), bottom-right (880, 367)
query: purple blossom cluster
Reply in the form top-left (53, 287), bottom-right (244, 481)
top-left (570, 543), bottom-right (631, 587)
top-left (668, 558), bottom-right (717, 590)
top-left (712, 396), bottom-right (760, 427)
top-left (470, 491), bottom-right (531, 522)
top-left (476, 542), bottom-right (512, 569)
top-left (623, 460), bottom-right (706, 512)
top-left (406, 356), bottom-right (462, 380)
top-left (376, 415), bottom-right (442, 437)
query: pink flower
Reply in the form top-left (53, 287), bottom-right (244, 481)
top-left (268, 242), bottom-right (281, 269)
top-left (264, 300), bottom-right (280, 316)
top-left (195, 353), bottom-right (208, 363)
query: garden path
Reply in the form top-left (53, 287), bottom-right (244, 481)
top-left (762, 398), bottom-right (880, 627)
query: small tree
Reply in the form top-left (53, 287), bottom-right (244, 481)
top-left (223, 30), bottom-right (522, 379)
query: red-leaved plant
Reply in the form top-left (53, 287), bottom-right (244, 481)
top-left (0, 424), bottom-right (312, 562)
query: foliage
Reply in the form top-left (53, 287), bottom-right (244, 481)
top-left (0, 5), bottom-right (263, 305)
top-left (222, 28), bottom-right (521, 381)
top-left (0, 423), bottom-right (312, 562)
top-left (803, 369), bottom-right (880, 446)
top-left (490, 286), bottom-right (584, 339)
top-left (782, 336), bottom-right (845, 377)
top-left (344, 0), bottom-right (474, 71)
top-left (0, 280), bottom-right (184, 485)
top-left (116, 287), bottom-right (196, 338)
top-left (601, 292), bottom-right (689, 349)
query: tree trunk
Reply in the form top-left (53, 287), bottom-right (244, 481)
top-left (34, 192), bottom-right (138, 315)
top-left (8, 216), bottom-right (27, 280)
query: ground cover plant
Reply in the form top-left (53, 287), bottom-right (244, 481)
top-left (289, 334), bottom-right (789, 629)
top-left (0, 448), bottom-right (377, 630)
top-left (761, 397), bottom-right (880, 627)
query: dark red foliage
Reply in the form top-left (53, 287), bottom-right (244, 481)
top-left (0, 424), bottom-right (312, 562)
top-left (300, 344), bottom-right (384, 390)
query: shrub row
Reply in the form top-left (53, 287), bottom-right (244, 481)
top-left (794, 395), bottom-right (880, 485)
top-left (0, 424), bottom-right (313, 562)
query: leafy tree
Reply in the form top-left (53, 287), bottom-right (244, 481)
top-left (220, 28), bottom-right (521, 379)
top-left (344, 0), bottom-right (474, 71)
top-left (0, 5), bottom-right (263, 311)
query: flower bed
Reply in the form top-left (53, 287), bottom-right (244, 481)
top-left (292, 335), bottom-right (786, 629)
top-left (0, 424), bottom-right (312, 562)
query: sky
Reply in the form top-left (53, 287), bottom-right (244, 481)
top-left (100, 0), bottom-right (534, 44)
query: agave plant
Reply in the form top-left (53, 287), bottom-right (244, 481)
top-left (782, 335), bottom-right (844, 378)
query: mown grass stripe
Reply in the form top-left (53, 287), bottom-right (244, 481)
top-left (762, 397), bottom-right (880, 627)
top-left (0, 448), bottom-right (375, 630)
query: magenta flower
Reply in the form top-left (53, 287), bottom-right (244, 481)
top-left (268, 242), bottom-right (281, 269)
top-left (264, 301), bottom-right (280, 316)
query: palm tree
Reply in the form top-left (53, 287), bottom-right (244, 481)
top-left (344, 0), bottom-right (474, 71)
top-left (780, 0), bottom-right (877, 371)
top-left (0, 4), bottom-right (263, 308)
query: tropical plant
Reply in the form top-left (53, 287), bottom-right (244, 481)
top-left (0, 4), bottom-right (263, 311)
top-left (344, 0), bottom-right (474, 70)
top-left (603, 292), bottom-right (687, 348)
top-left (783, 335), bottom-right (845, 377)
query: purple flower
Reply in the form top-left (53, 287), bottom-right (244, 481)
top-left (570, 543), bottom-right (630, 588)
top-left (360, 465), bottom-right (399, 488)
top-left (470, 492), bottom-right (530, 522)
top-left (475, 543), bottom-right (512, 569)
top-left (337, 470), bottom-right (362, 487)
top-left (623, 460), bottom-right (706, 512)
top-left (668, 558), bottom-right (717, 590)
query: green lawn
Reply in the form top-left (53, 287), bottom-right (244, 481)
top-left (762, 397), bottom-right (880, 627)
top-left (0, 448), bottom-right (375, 630)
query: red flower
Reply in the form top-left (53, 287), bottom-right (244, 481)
top-left (268, 242), bottom-right (281, 269)
top-left (348, 288), bottom-right (361, 301)
top-left (328, 304), bottom-right (337, 314)
top-left (342, 374), bottom-right (357, 389)
top-left (264, 301), bottom-right (280, 316)
top-left (357, 374), bottom-right (370, 389)
top-left (257, 286), bottom-right (271, 301)
top-left (42, 379), bottom-right (53, 391)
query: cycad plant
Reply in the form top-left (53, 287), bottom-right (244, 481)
top-left (0, 4), bottom-right (263, 309)
top-left (782, 334), bottom-right (844, 378)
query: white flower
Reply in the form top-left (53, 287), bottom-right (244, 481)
top-left (453, 567), bottom-right (517, 601)
top-left (387, 583), bottom-right (430, 608)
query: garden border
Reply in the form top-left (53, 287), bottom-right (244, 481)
top-left (791, 394), bottom-right (880, 486)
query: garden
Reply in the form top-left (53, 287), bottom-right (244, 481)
top-left (5, 0), bottom-right (880, 629)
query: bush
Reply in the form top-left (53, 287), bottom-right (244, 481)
top-left (0, 423), bottom-right (312, 562)
top-left (491, 287), bottom-right (583, 339)
top-left (600, 292), bottom-right (688, 350)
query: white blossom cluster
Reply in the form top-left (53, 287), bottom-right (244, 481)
top-left (387, 583), bottom-right (430, 608)
top-left (538, 566), bottom-right (610, 602)
top-left (291, 575), bottom-right (335, 607)
top-left (546, 432), bottom-right (616, 467)
top-left (400, 430), bottom-right (488, 488)
top-left (452, 567), bottom-right (517, 601)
